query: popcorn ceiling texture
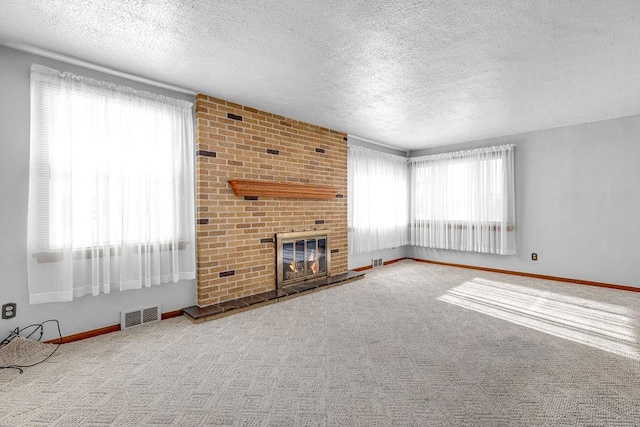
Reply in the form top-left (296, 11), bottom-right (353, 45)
top-left (195, 95), bottom-right (348, 307)
top-left (2, 1), bottom-right (640, 150)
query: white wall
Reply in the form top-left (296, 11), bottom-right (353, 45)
top-left (409, 116), bottom-right (640, 288)
top-left (349, 247), bottom-right (408, 270)
top-left (0, 45), bottom-right (196, 341)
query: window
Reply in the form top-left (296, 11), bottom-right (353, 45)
top-left (409, 145), bottom-right (516, 254)
top-left (348, 145), bottom-right (408, 254)
top-left (27, 64), bottom-right (196, 304)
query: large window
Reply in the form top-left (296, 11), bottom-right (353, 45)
top-left (27, 64), bottom-right (196, 304)
top-left (348, 145), bottom-right (408, 254)
top-left (409, 145), bottom-right (516, 254)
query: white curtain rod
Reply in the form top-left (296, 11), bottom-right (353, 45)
top-left (347, 134), bottom-right (409, 155)
top-left (3, 42), bottom-right (196, 96)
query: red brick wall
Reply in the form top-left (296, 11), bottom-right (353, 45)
top-left (195, 94), bottom-right (348, 307)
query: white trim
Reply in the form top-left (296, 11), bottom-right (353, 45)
top-left (349, 144), bottom-right (408, 162)
top-left (2, 42), bottom-right (196, 95)
top-left (348, 134), bottom-right (409, 155)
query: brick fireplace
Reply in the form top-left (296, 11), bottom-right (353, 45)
top-left (194, 95), bottom-right (348, 308)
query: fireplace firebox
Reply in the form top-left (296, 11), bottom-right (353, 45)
top-left (276, 230), bottom-right (330, 289)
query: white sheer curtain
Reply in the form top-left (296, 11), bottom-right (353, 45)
top-left (28, 64), bottom-right (196, 304)
top-left (409, 144), bottom-right (516, 255)
top-left (348, 145), bottom-right (408, 254)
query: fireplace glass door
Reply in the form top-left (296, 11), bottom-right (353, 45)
top-left (277, 230), bottom-right (329, 288)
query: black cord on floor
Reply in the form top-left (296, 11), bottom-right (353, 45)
top-left (0, 319), bottom-right (62, 374)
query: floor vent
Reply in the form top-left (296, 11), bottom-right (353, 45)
top-left (372, 258), bottom-right (383, 268)
top-left (121, 304), bottom-right (161, 329)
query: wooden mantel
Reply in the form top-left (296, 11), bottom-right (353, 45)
top-left (228, 179), bottom-right (340, 199)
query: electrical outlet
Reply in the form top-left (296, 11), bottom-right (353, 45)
top-left (531, 253), bottom-right (538, 261)
top-left (2, 303), bottom-right (17, 319)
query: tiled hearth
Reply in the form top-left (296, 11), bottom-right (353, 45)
top-left (183, 271), bottom-right (364, 323)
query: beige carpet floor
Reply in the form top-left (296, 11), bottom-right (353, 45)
top-left (1, 259), bottom-right (639, 426)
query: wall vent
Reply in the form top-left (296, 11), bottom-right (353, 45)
top-left (372, 258), bottom-right (383, 268)
top-left (121, 304), bottom-right (161, 329)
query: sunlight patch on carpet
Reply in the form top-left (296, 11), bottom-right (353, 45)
top-left (438, 278), bottom-right (639, 360)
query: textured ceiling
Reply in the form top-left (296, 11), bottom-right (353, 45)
top-left (1, 0), bottom-right (640, 150)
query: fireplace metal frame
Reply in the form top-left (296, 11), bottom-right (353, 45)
top-left (276, 230), bottom-right (330, 289)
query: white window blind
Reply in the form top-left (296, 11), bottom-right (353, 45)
top-left (409, 144), bottom-right (516, 255)
top-left (27, 64), bottom-right (196, 304)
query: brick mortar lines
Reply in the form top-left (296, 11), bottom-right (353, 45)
top-left (195, 95), bottom-right (348, 306)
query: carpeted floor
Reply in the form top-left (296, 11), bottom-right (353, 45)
top-left (1, 259), bottom-right (639, 426)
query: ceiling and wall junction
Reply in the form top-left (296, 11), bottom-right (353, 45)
top-left (2, 0), bottom-right (639, 150)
